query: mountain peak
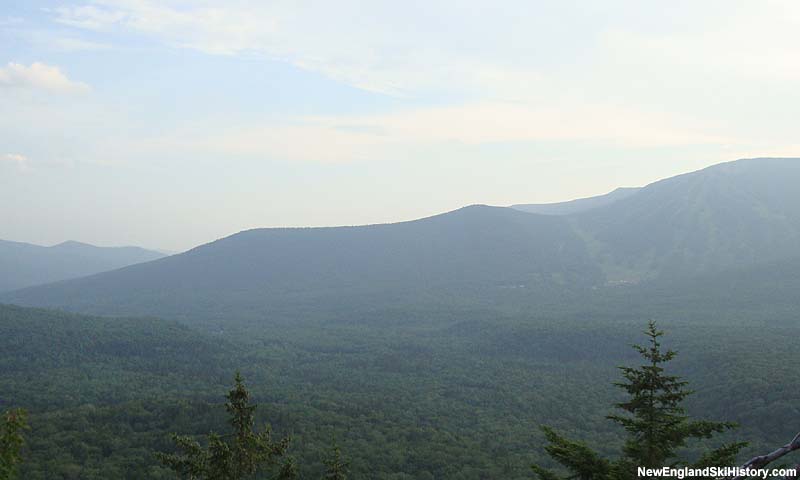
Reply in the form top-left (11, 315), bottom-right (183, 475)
top-left (0, 239), bottom-right (166, 292)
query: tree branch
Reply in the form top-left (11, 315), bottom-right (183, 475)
top-left (729, 432), bottom-right (800, 480)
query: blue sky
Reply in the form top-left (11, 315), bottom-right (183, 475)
top-left (2, 0), bottom-right (799, 250)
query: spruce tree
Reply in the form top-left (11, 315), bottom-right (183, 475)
top-left (321, 439), bottom-right (349, 480)
top-left (158, 372), bottom-right (294, 480)
top-left (532, 322), bottom-right (744, 480)
top-left (0, 409), bottom-right (27, 480)
top-left (276, 456), bottom-right (299, 480)
top-left (608, 321), bottom-right (743, 474)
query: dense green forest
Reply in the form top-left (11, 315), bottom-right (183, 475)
top-left (3, 300), bottom-right (799, 479)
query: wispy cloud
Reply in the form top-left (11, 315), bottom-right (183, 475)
top-left (50, 4), bottom-right (127, 31)
top-left (0, 62), bottom-right (90, 93)
top-left (48, 1), bottom-right (558, 96)
top-left (17, 0), bottom-right (800, 167)
top-left (47, 0), bottom-right (800, 100)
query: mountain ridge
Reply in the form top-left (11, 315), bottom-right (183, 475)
top-left (0, 204), bottom-right (602, 321)
top-left (0, 239), bottom-right (166, 292)
top-left (4, 157), bottom-right (800, 324)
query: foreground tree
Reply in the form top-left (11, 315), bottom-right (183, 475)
top-left (532, 321), bottom-right (745, 480)
top-left (0, 409), bottom-right (27, 480)
top-left (157, 373), bottom-right (295, 480)
top-left (321, 439), bottom-right (349, 480)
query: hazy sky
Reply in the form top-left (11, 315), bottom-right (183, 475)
top-left (2, 1), bottom-right (799, 251)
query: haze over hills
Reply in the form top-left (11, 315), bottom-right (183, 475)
top-left (0, 205), bottom-right (604, 320)
top-left (0, 239), bottom-right (166, 292)
top-left (4, 158), bottom-right (800, 323)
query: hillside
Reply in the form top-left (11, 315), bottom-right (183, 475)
top-left (573, 158), bottom-right (800, 282)
top-left (0, 205), bottom-right (603, 321)
top-left (0, 303), bottom-right (229, 409)
top-left (0, 239), bottom-right (166, 292)
top-left (0, 304), bottom-right (236, 478)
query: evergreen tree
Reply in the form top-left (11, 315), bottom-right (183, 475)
top-left (608, 321), bottom-right (743, 473)
top-left (0, 408), bottom-right (27, 480)
top-left (532, 322), bottom-right (745, 480)
top-left (157, 373), bottom-right (294, 480)
top-left (276, 456), bottom-right (298, 480)
top-left (321, 439), bottom-right (349, 480)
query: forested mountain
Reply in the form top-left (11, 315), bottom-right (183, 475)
top-left (4, 158), bottom-right (800, 323)
top-left (516, 158), bottom-right (800, 282)
top-left (571, 158), bottom-right (800, 282)
top-left (1, 205), bottom-right (603, 321)
top-left (0, 240), bottom-right (165, 292)
top-left (511, 186), bottom-right (640, 215)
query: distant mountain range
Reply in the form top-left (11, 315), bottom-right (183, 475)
top-left (3, 158), bottom-right (800, 323)
top-left (0, 240), bottom-right (165, 292)
top-left (0, 205), bottom-right (604, 320)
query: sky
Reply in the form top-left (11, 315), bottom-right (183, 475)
top-left (1, 1), bottom-right (799, 251)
